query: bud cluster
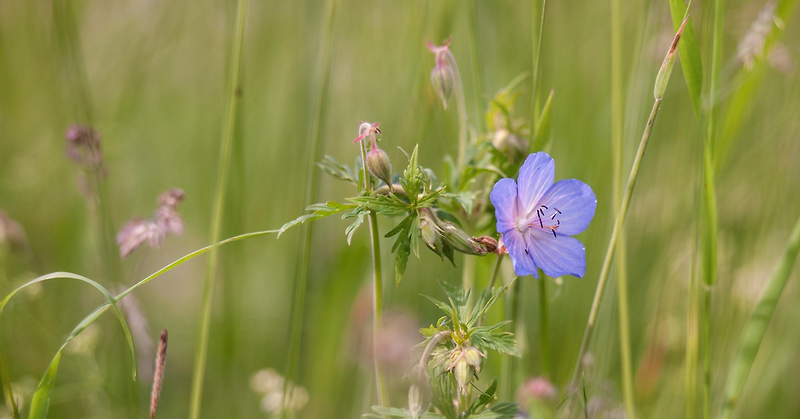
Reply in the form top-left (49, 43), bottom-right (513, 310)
top-left (419, 209), bottom-right (489, 257)
top-left (446, 345), bottom-right (485, 394)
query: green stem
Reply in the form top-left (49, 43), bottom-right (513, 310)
top-left (703, 284), bottom-right (711, 419)
top-left (466, 0), bottom-right (485, 133)
top-left (461, 253), bottom-right (476, 290)
top-left (538, 275), bottom-right (551, 379)
top-left (685, 252), bottom-right (700, 419)
top-left (571, 97), bottom-right (663, 386)
top-left (486, 253), bottom-right (505, 291)
top-left (702, 0), bottom-right (722, 414)
top-left (369, 213), bottom-right (390, 407)
top-left (501, 277), bottom-right (522, 400)
top-left (188, 0), bottom-right (248, 417)
top-left (610, 0), bottom-right (635, 414)
top-left (529, 0), bottom-right (548, 137)
top-left (282, 0), bottom-right (337, 414)
top-left (452, 55), bottom-right (468, 174)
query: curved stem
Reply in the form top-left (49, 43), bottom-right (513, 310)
top-left (188, 0), bottom-right (248, 417)
top-left (369, 212), bottom-right (390, 407)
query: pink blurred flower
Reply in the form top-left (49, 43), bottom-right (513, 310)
top-left (117, 188), bottom-right (186, 258)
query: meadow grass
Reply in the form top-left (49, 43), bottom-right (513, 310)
top-left (0, 1), bottom-right (799, 418)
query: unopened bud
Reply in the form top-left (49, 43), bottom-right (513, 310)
top-left (430, 64), bottom-right (455, 109)
top-left (408, 381), bottom-right (431, 419)
top-left (654, 16), bottom-right (688, 100)
top-left (366, 146), bottom-right (393, 191)
top-left (463, 346), bottom-right (484, 371)
top-left (474, 236), bottom-right (499, 254)
top-left (419, 212), bottom-right (439, 253)
top-left (453, 356), bottom-right (470, 394)
top-left (440, 222), bottom-right (487, 256)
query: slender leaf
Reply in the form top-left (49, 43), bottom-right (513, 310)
top-left (721, 216), bottom-right (800, 419)
top-left (667, 0), bottom-right (703, 122)
top-left (531, 88), bottom-right (554, 152)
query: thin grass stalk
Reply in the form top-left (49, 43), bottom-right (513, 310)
top-left (570, 96), bottom-right (662, 387)
top-left (479, 254), bottom-right (505, 327)
top-left (721, 215), bottom-right (800, 419)
top-left (685, 254), bottom-right (700, 419)
top-left (570, 16), bottom-right (688, 387)
top-left (529, 0), bottom-right (548, 135)
top-left (466, 0), bottom-right (485, 132)
top-left (281, 0), bottom-right (337, 414)
top-left (610, 0), bottom-right (635, 415)
top-left (500, 278), bottom-right (522, 400)
top-left (538, 275), bottom-right (551, 379)
top-left (187, 0), bottom-right (248, 417)
top-left (701, 0), bottom-right (723, 414)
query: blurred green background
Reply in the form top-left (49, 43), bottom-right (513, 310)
top-left (1, 0), bottom-right (799, 418)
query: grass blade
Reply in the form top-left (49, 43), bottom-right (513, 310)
top-left (667, 0), bottom-right (702, 123)
top-left (531, 89), bottom-right (554, 152)
top-left (188, 0), bottom-right (249, 416)
top-left (721, 215), bottom-right (800, 419)
top-left (0, 272), bottom-right (137, 419)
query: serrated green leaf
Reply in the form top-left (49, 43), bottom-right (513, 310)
top-left (349, 195), bottom-right (412, 216)
top-left (467, 378), bottom-right (498, 415)
top-left (317, 155), bottom-right (358, 185)
top-left (443, 191), bottom-right (477, 215)
top-left (668, 0), bottom-right (703, 122)
top-left (423, 295), bottom-right (455, 318)
top-left (471, 329), bottom-right (521, 357)
top-left (345, 210), bottom-right (367, 245)
top-left (278, 201), bottom-right (356, 237)
top-left (470, 402), bottom-right (519, 419)
top-left (401, 145), bottom-right (422, 204)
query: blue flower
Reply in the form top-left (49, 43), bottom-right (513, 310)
top-left (490, 152), bottom-right (597, 278)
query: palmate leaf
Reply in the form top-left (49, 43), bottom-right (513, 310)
top-left (363, 406), bottom-right (446, 419)
top-left (349, 194), bottom-right (412, 216)
top-left (385, 213), bottom-right (421, 284)
top-left (317, 155), bottom-right (358, 185)
top-left (439, 280), bottom-right (471, 323)
top-left (401, 145), bottom-right (422, 205)
top-left (469, 402), bottom-right (519, 419)
top-left (471, 326), bottom-right (521, 357)
top-left (277, 201), bottom-right (357, 237)
top-left (467, 280), bottom-right (516, 327)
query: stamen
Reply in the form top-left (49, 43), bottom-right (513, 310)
top-left (537, 210), bottom-right (543, 228)
top-left (552, 229), bottom-right (557, 238)
top-left (540, 205), bottom-right (548, 209)
top-left (524, 248), bottom-right (529, 255)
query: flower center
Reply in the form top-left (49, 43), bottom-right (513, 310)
top-left (518, 205), bottom-right (564, 238)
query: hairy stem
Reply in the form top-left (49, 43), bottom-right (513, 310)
top-left (369, 213), bottom-right (390, 407)
top-left (188, 0), bottom-right (248, 417)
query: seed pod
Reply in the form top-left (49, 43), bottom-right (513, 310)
top-left (440, 222), bottom-right (487, 256)
top-left (366, 146), bottom-right (393, 191)
top-left (430, 64), bottom-right (455, 109)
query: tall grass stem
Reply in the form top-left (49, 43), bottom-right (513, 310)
top-left (610, 0), bottom-right (635, 415)
top-left (188, 0), bottom-right (248, 416)
top-left (281, 0), bottom-right (338, 414)
top-left (529, 0), bottom-right (548, 135)
top-left (570, 97), bottom-right (664, 386)
top-left (368, 213), bottom-right (390, 407)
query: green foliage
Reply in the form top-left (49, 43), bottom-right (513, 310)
top-left (531, 89), bottom-right (554, 152)
top-left (364, 406), bottom-right (446, 419)
top-left (317, 155), bottom-right (359, 186)
top-left (667, 0), bottom-right (703, 122)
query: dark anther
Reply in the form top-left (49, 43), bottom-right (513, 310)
top-left (552, 229), bottom-right (557, 238)
top-left (524, 248), bottom-right (529, 255)
top-left (541, 205), bottom-right (548, 209)
top-left (537, 211), bottom-right (543, 228)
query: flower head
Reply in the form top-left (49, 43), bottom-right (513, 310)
top-left (490, 152), bottom-right (597, 278)
top-left (64, 124), bottom-right (104, 170)
top-left (117, 188), bottom-right (186, 258)
top-left (427, 37), bottom-right (456, 109)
